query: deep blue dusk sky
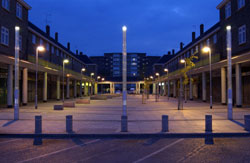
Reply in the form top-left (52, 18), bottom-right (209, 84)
top-left (26, 0), bottom-right (221, 56)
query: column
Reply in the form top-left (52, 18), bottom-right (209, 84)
top-left (84, 82), bottom-right (88, 96)
top-left (66, 77), bottom-right (70, 99)
top-left (173, 80), bottom-right (176, 98)
top-left (189, 77), bottom-right (193, 100)
top-left (202, 72), bottom-right (206, 102)
top-left (22, 68), bottom-right (28, 105)
top-left (7, 65), bottom-right (13, 108)
top-left (168, 81), bottom-right (170, 97)
top-left (74, 80), bottom-right (77, 98)
top-left (153, 83), bottom-right (156, 95)
top-left (56, 76), bottom-right (60, 100)
top-left (43, 72), bottom-right (47, 102)
top-left (236, 63), bottom-right (242, 107)
top-left (80, 80), bottom-right (83, 97)
top-left (95, 83), bottom-right (98, 95)
top-left (221, 67), bottom-right (226, 105)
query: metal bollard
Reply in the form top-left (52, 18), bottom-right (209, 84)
top-left (66, 115), bottom-right (73, 133)
top-left (162, 115), bottom-right (169, 132)
top-left (33, 115), bottom-right (42, 145)
top-left (121, 116), bottom-right (128, 132)
top-left (205, 115), bottom-right (212, 132)
top-left (244, 115), bottom-right (250, 131)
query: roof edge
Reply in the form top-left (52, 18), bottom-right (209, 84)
top-left (17, 0), bottom-right (31, 10)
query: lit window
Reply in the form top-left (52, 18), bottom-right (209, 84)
top-left (213, 34), bottom-right (217, 44)
top-left (32, 34), bottom-right (36, 44)
top-left (238, 0), bottom-right (245, 9)
top-left (238, 25), bottom-right (246, 45)
top-left (1, 26), bottom-right (9, 46)
top-left (2, 0), bottom-right (10, 11)
top-left (225, 2), bottom-right (231, 18)
top-left (16, 2), bottom-right (22, 19)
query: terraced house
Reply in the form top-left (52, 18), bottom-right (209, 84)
top-left (155, 0), bottom-right (250, 106)
top-left (0, 0), bottom-right (97, 108)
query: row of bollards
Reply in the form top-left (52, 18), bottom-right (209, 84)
top-left (33, 115), bottom-right (73, 145)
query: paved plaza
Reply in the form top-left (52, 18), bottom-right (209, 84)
top-left (0, 95), bottom-right (249, 134)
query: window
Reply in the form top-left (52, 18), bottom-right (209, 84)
top-left (2, 0), bottom-right (10, 11)
top-left (46, 43), bottom-right (49, 51)
top-left (225, 2), bottom-right (231, 18)
top-left (1, 26), bottom-right (9, 46)
top-left (40, 39), bottom-right (43, 45)
top-left (51, 46), bottom-right (54, 54)
top-left (19, 35), bottom-right (22, 50)
top-left (238, 25), bottom-right (246, 45)
top-left (16, 2), bottom-right (22, 19)
top-left (213, 34), bottom-right (217, 44)
top-left (32, 34), bottom-right (36, 44)
top-left (238, 0), bottom-right (245, 9)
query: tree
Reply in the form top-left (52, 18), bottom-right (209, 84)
top-left (178, 54), bottom-right (198, 110)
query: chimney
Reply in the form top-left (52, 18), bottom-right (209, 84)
top-left (200, 24), bottom-right (204, 36)
top-left (76, 50), bottom-right (78, 55)
top-left (172, 49), bottom-right (175, 55)
top-left (55, 32), bottom-right (58, 42)
top-left (168, 51), bottom-right (171, 55)
top-left (46, 25), bottom-right (50, 36)
top-left (180, 42), bottom-right (184, 50)
top-left (67, 42), bottom-right (70, 50)
top-left (192, 32), bottom-right (196, 42)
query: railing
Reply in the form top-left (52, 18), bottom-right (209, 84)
top-left (28, 55), bottom-right (94, 81)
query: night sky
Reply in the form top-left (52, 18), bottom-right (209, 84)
top-left (26, 0), bottom-right (220, 56)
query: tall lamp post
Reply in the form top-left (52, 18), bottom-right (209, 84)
top-left (226, 25), bottom-right (233, 120)
top-left (155, 73), bottom-right (160, 102)
top-left (14, 26), bottom-right (20, 120)
top-left (203, 47), bottom-right (213, 109)
top-left (62, 59), bottom-right (69, 103)
top-left (180, 59), bottom-right (187, 103)
top-left (35, 46), bottom-right (45, 109)
top-left (81, 68), bottom-right (86, 97)
top-left (164, 68), bottom-right (169, 100)
top-left (121, 25), bottom-right (127, 132)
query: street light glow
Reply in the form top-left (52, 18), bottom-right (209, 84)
top-left (180, 59), bottom-right (186, 63)
top-left (37, 46), bottom-right (45, 52)
top-left (122, 26), bottom-right (127, 32)
top-left (164, 68), bottom-right (168, 72)
top-left (15, 26), bottom-right (20, 31)
top-left (203, 47), bottom-right (211, 53)
top-left (63, 59), bottom-right (69, 63)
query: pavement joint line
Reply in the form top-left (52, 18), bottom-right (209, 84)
top-left (0, 139), bottom-right (20, 145)
top-left (133, 139), bottom-right (184, 163)
top-left (17, 139), bottom-right (101, 163)
top-left (1, 133), bottom-right (250, 139)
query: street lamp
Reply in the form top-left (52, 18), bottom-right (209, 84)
top-left (180, 59), bottom-right (187, 103)
top-left (203, 46), bottom-right (213, 109)
top-left (164, 68), bottom-right (170, 100)
top-left (14, 26), bottom-right (20, 120)
top-left (62, 59), bottom-right (69, 102)
top-left (226, 25), bottom-right (233, 120)
top-left (35, 46), bottom-right (45, 109)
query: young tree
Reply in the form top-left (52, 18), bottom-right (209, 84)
top-left (178, 55), bottom-right (198, 110)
